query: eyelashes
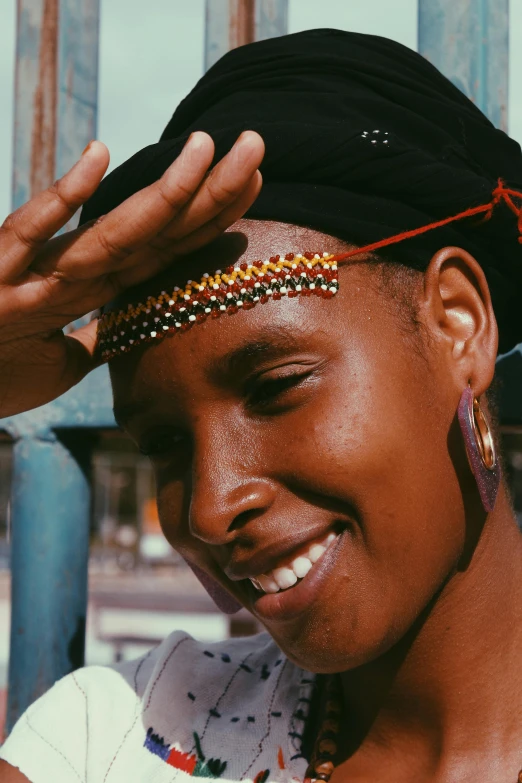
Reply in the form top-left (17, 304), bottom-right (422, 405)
top-left (246, 371), bottom-right (312, 411)
top-left (138, 370), bottom-right (318, 457)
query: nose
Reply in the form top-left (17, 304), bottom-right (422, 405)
top-left (188, 422), bottom-right (276, 546)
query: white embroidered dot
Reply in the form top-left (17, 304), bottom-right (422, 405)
top-left (384, 140), bottom-right (389, 145)
top-left (330, 287), bottom-right (338, 294)
top-left (189, 315), bottom-right (196, 322)
top-left (132, 325), bottom-right (137, 330)
top-left (169, 299), bottom-right (174, 306)
top-left (373, 129), bottom-right (380, 133)
top-left (112, 336), bottom-right (117, 341)
top-left (129, 339), bottom-right (134, 344)
top-left (321, 284), bottom-right (327, 291)
top-left (371, 140), bottom-right (377, 144)
top-left (154, 317), bottom-right (160, 323)
top-left (253, 296), bottom-right (260, 302)
top-left (155, 303), bottom-right (161, 309)
top-left (198, 285), bottom-right (205, 292)
top-left (267, 289), bottom-right (273, 296)
top-left (150, 331), bottom-right (157, 337)
top-left (205, 307), bottom-right (211, 313)
top-left (175, 322), bottom-right (181, 328)
top-left (174, 286), bottom-right (180, 292)
top-left (140, 334), bottom-right (145, 339)
top-left (213, 283), bottom-right (219, 290)
top-left (240, 288), bottom-right (246, 294)
top-left (203, 273), bottom-right (209, 278)
top-left (296, 284), bottom-right (302, 292)
top-left (244, 275), bottom-right (251, 281)
top-left (310, 283), bottom-right (316, 290)
top-left (162, 325), bottom-right (169, 331)
top-left (165, 312), bottom-right (171, 318)
top-left (184, 294), bottom-right (190, 300)
top-left (280, 286), bottom-right (288, 294)
top-left (143, 322), bottom-right (148, 327)
top-left (220, 304), bottom-right (226, 311)
top-left (145, 308), bottom-right (151, 314)
top-left (215, 269), bottom-right (222, 275)
top-left (237, 300), bottom-right (243, 307)
top-left (323, 252), bottom-right (329, 257)
top-left (180, 307), bottom-right (186, 313)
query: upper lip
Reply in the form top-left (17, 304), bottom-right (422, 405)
top-left (223, 527), bottom-right (336, 582)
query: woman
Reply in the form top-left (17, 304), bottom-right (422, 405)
top-left (1, 27), bottom-right (522, 783)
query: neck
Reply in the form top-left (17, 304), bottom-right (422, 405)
top-left (339, 488), bottom-right (522, 777)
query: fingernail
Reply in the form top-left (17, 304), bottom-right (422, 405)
top-left (82, 140), bottom-right (95, 156)
top-left (233, 134), bottom-right (251, 166)
top-left (185, 131), bottom-right (207, 152)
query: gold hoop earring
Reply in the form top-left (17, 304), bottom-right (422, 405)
top-left (457, 386), bottom-right (501, 512)
top-left (471, 396), bottom-right (497, 470)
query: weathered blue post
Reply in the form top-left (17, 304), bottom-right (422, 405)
top-left (205, 0), bottom-right (288, 70)
top-left (418, 0), bottom-right (509, 131)
top-left (5, 0), bottom-right (101, 732)
top-left (5, 0), bottom-right (289, 734)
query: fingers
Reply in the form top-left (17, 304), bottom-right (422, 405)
top-left (39, 132), bottom-right (216, 279)
top-left (168, 170), bottom-right (264, 256)
top-left (112, 170), bottom-right (263, 290)
top-left (0, 141), bottom-right (110, 281)
top-left (158, 131), bottom-right (265, 242)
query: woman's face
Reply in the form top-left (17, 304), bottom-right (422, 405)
top-left (111, 220), bottom-right (472, 673)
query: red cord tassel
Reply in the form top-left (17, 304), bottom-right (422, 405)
top-left (331, 178), bottom-right (522, 266)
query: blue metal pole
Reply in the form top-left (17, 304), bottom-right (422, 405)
top-left (7, 435), bottom-right (90, 731)
top-left (205, 0), bottom-right (287, 71)
top-left (255, 0), bottom-right (288, 42)
top-left (418, 0), bottom-right (509, 131)
top-left (6, 0), bottom-right (101, 731)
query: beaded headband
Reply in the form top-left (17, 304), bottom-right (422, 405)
top-left (96, 179), bottom-right (522, 362)
top-left (97, 252), bottom-right (339, 361)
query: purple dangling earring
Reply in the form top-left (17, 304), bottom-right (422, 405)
top-left (186, 561), bottom-right (242, 615)
top-left (457, 385), bottom-right (501, 513)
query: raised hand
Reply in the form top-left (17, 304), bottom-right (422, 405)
top-left (0, 131), bottom-right (264, 417)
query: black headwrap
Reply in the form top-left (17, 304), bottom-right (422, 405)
top-left (81, 28), bottom-right (522, 353)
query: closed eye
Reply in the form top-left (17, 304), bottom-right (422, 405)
top-left (245, 369), bottom-right (315, 412)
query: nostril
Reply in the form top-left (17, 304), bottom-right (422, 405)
top-left (228, 506), bottom-right (267, 533)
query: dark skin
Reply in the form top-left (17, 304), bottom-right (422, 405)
top-left (107, 219), bottom-right (522, 782)
top-left (1, 147), bottom-right (521, 781)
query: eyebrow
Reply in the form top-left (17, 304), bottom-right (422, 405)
top-left (113, 326), bottom-right (314, 427)
top-left (207, 326), bottom-right (307, 385)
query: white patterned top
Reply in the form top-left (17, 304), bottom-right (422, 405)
top-left (0, 631), bottom-right (316, 783)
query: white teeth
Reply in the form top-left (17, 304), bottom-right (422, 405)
top-left (308, 543), bottom-right (327, 563)
top-left (257, 574), bottom-right (280, 594)
top-left (250, 532), bottom-right (340, 595)
top-left (272, 566), bottom-right (298, 590)
top-left (291, 556), bottom-right (313, 579)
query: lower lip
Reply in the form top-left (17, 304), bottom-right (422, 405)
top-left (250, 531), bottom-right (347, 622)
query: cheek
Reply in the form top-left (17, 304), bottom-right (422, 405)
top-left (156, 478), bottom-right (188, 548)
top-left (276, 342), bottom-right (466, 625)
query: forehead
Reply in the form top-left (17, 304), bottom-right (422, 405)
top-left (107, 219), bottom-right (382, 406)
top-left (108, 260), bottom-right (390, 425)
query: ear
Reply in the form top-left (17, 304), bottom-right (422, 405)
top-left (421, 246), bottom-right (498, 396)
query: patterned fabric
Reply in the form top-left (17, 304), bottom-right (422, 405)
top-left (0, 631), bottom-right (315, 783)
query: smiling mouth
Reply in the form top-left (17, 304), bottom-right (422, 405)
top-left (248, 531), bottom-right (340, 594)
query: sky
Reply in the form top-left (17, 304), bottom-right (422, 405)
top-left (0, 0), bottom-right (521, 220)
